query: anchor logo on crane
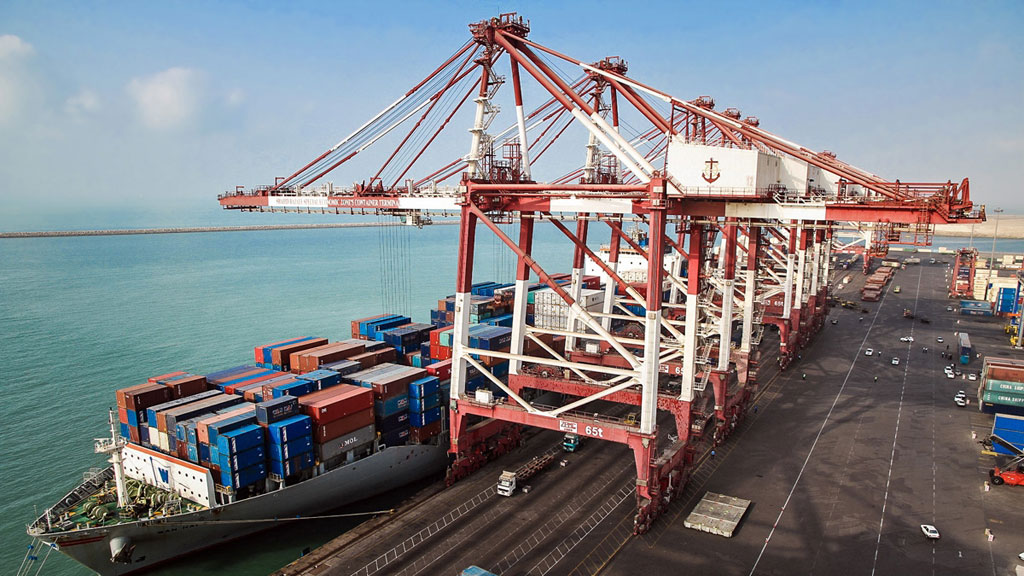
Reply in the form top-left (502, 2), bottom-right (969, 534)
top-left (702, 158), bottom-right (721, 183)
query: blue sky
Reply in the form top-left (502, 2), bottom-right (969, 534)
top-left (0, 0), bottom-right (1021, 231)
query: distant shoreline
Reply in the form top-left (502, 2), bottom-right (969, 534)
top-left (0, 221), bottom-right (459, 239)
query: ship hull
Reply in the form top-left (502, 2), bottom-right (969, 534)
top-left (33, 442), bottom-right (448, 576)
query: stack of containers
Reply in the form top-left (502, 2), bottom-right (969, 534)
top-left (348, 345), bottom-right (398, 369)
top-left (206, 409), bottom-right (259, 472)
top-left (216, 423), bottom-right (267, 490)
top-left (116, 382), bottom-right (173, 445)
top-left (190, 404), bottom-right (255, 465)
top-left (268, 338), bottom-right (329, 372)
top-left (154, 392), bottom-right (245, 456)
top-left (347, 363), bottom-right (426, 446)
top-left (533, 288), bottom-right (604, 330)
top-left (145, 390), bottom-right (222, 453)
top-left (257, 396), bottom-right (315, 478)
top-left (408, 376), bottom-right (443, 443)
top-left (206, 366), bottom-right (285, 394)
top-left (352, 314), bottom-right (413, 341)
top-left (290, 340), bottom-right (366, 374)
top-left (254, 337), bottom-right (321, 369)
top-left (150, 372), bottom-right (208, 399)
top-left (297, 384), bottom-right (376, 469)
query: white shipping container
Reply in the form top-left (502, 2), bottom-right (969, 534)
top-left (316, 424), bottom-right (376, 461)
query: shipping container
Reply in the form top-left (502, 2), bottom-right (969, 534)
top-left (375, 394), bottom-right (410, 418)
top-left (255, 337), bottom-right (315, 366)
top-left (409, 376), bottom-right (440, 399)
top-left (271, 338), bottom-right (329, 371)
top-left (194, 405), bottom-right (255, 445)
top-left (217, 423), bottom-right (266, 455)
top-left (296, 369), bottom-right (342, 391)
top-left (991, 413), bottom-right (1024, 455)
top-left (117, 382), bottom-right (173, 411)
top-left (313, 408), bottom-right (375, 443)
top-left (256, 396), bottom-right (300, 425)
top-left (299, 384), bottom-right (374, 424)
top-left (260, 376), bottom-right (304, 402)
top-left (986, 379), bottom-right (1024, 395)
top-left (410, 420), bottom-right (443, 443)
top-left (146, 390), bottom-right (223, 431)
top-left (264, 414), bottom-right (313, 445)
top-left (411, 406), bottom-right (442, 427)
top-left (203, 365), bottom-right (254, 384)
top-left (427, 359), bottom-right (452, 381)
top-left (217, 444), bottom-right (266, 472)
top-left (158, 393), bottom-right (245, 435)
top-left (315, 424), bottom-right (376, 462)
top-left (409, 394), bottom-right (440, 413)
top-left (377, 410), bottom-right (410, 432)
top-left (380, 426), bottom-right (410, 447)
top-left (349, 347), bottom-right (398, 369)
top-left (223, 370), bottom-right (288, 395)
top-left (266, 435), bottom-right (313, 461)
top-left (219, 462), bottom-right (267, 489)
top-left (269, 451), bottom-right (314, 477)
top-left (319, 359), bottom-right (362, 377)
top-left (272, 379), bottom-right (316, 399)
top-left (206, 411), bottom-right (259, 447)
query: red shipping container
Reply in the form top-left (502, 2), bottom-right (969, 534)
top-left (197, 405), bottom-right (255, 445)
top-left (223, 371), bottom-right (286, 395)
top-left (261, 377), bottom-right (303, 401)
top-left (427, 358), bottom-right (452, 381)
top-left (371, 369), bottom-right (425, 399)
top-left (351, 314), bottom-right (391, 339)
top-left (410, 420), bottom-right (443, 444)
top-left (314, 408), bottom-right (374, 443)
top-left (254, 338), bottom-right (302, 365)
top-left (164, 374), bottom-right (208, 399)
top-left (299, 384), bottom-right (373, 424)
top-left (118, 383), bottom-right (173, 411)
top-left (147, 370), bottom-right (188, 383)
top-left (271, 338), bottom-right (329, 369)
top-left (127, 426), bottom-right (140, 443)
top-left (118, 406), bottom-right (130, 425)
top-left (295, 342), bottom-right (366, 374)
top-left (429, 327), bottom-right (453, 346)
top-left (350, 347), bottom-right (397, 369)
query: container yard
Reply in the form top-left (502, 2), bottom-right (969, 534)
top-left (22, 10), bottom-right (1024, 576)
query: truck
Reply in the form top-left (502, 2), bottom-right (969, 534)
top-left (497, 471), bottom-right (517, 496)
top-left (988, 434), bottom-right (1024, 486)
top-left (562, 432), bottom-right (582, 452)
top-left (496, 451), bottom-right (557, 496)
top-left (461, 567), bottom-right (498, 576)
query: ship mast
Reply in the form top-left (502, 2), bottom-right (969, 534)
top-left (95, 410), bottom-right (129, 508)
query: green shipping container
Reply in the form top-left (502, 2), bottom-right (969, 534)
top-left (986, 379), bottom-right (1024, 395)
top-left (983, 391), bottom-right (1024, 407)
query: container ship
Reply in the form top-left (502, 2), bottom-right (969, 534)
top-left (25, 282), bottom-right (542, 576)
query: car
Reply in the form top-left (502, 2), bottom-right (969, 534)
top-left (900, 336), bottom-right (915, 342)
top-left (968, 373), bottom-right (977, 381)
top-left (1019, 551), bottom-right (1024, 561)
top-left (894, 286), bottom-right (901, 293)
top-left (955, 369), bottom-right (962, 376)
top-left (946, 306), bottom-right (954, 312)
top-left (954, 397), bottom-right (967, 407)
top-left (956, 390), bottom-right (966, 398)
top-left (936, 337), bottom-right (944, 343)
top-left (865, 348), bottom-right (874, 356)
top-left (921, 524), bottom-right (940, 539)
top-left (892, 357), bottom-right (900, 365)
top-left (947, 372), bottom-right (955, 379)
top-left (831, 319), bottom-right (838, 325)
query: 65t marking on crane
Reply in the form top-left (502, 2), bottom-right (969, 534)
top-left (559, 420), bottom-right (605, 438)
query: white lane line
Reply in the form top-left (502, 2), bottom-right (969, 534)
top-left (747, 284), bottom-right (886, 576)
top-left (870, 262), bottom-right (923, 575)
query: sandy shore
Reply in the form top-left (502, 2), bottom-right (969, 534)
top-left (934, 215), bottom-right (1024, 238)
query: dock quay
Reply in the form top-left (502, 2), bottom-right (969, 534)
top-left (280, 258), bottom-right (1024, 576)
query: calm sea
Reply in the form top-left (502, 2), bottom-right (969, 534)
top-left (2, 227), bottom-right (1022, 575)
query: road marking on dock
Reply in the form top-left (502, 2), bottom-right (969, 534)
top-left (748, 290), bottom-right (887, 575)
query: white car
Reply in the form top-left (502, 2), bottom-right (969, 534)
top-left (946, 306), bottom-right (954, 312)
top-left (891, 357), bottom-right (900, 365)
top-left (865, 349), bottom-right (874, 356)
top-left (946, 372), bottom-right (956, 379)
top-left (937, 337), bottom-right (944, 343)
top-left (921, 524), bottom-right (940, 539)
top-left (900, 336), bottom-right (914, 342)
top-left (968, 373), bottom-right (977, 381)
top-left (954, 397), bottom-right (967, 407)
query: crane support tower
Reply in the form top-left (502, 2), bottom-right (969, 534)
top-left (219, 13), bottom-right (984, 533)
top-left (951, 247), bottom-right (979, 298)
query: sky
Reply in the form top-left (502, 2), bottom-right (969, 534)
top-left (0, 0), bottom-right (1021, 232)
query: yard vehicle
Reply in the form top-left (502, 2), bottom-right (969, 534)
top-left (987, 435), bottom-right (1024, 486)
top-left (497, 451), bottom-right (556, 496)
top-left (562, 433), bottom-right (581, 452)
top-left (903, 309), bottom-right (915, 319)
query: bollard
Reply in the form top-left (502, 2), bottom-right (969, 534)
top-left (984, 481), bottom-right (990, 492)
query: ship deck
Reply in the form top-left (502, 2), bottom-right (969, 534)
top-left (277, 259), bottom-right (1024, 576)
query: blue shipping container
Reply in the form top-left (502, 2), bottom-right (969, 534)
top-left (411, 407), bottom-right (442, 427)
top-left (320, 359), bottom-right (362, 377)
top-left (269, 451), bottom-right (315, 477)
top-left (267, 435), bottom-right (313, 461)
top-left (375, 394), bottom-right (410, 418)
top-left (410, 394), bottom-right (440, 413)
top-left (261, 337), bottom-right (314, 365)
top-left (297, 369), bottom-right (341, 391)
top-left (220, 462), bottom-right (267, 489)
top-left (217, 424), bottom-right (265, 455)
top-left (272, 379), bottom-right (316, 399)
top-left (409, 376), bottom-right (440, 399)
top-left (218, 445), bottom-right (266, 472)
top-left (265, 415), bottom-right (313, 445)
top-left (378, 410), bottom-right (410, 433)
top-left (256, 396), bottom-right (300, 425)
top-left (380, 426), bottom-right (410, 447)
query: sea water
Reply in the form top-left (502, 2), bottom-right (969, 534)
top-left (0, 222), bottom-right (570, 575)
top-left (2, 228), bottom-right (1022, 575)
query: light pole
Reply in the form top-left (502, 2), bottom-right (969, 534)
top-left (989, 208), bottom-right (1003, 277)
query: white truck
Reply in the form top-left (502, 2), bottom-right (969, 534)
top-left (497, 471), bottom-right (517, 496)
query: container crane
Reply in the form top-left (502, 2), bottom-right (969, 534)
top-left (219, 12), bottom-right (983, 533)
